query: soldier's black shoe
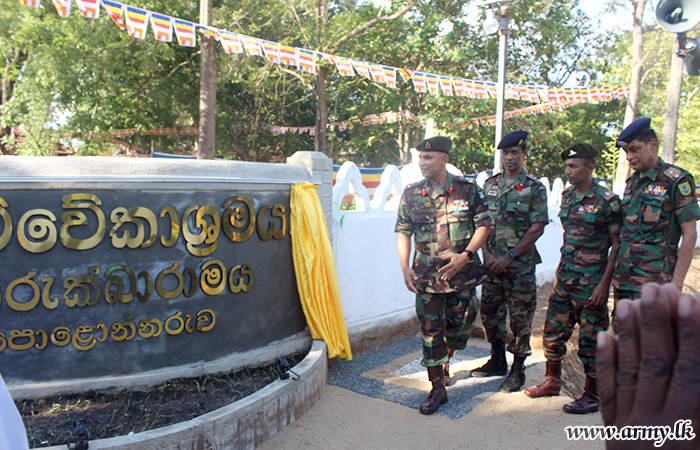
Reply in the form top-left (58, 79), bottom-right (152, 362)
top-left (471, 341), bottom-right (507, 377)
top-left (500, 356), bottom-right (526, 393)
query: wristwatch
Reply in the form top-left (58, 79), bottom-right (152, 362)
top-left (508, 249), bottom-right (517, 259)
top-left (464, 249), bottom-right (474, 260)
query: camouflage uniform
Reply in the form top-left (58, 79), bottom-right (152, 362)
top-left (613, 158), bottom-right (700, 300)
top-left (481, 170), bottom-right (549, 357)
top-left (544, 184), bottom-right (622, 377)
top-left (395, 172), bottom-right (492, 367)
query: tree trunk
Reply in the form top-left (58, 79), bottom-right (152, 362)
top-left (314, 66), bottom-right (329, 154)
top-left (662, 33), bottom-right (685, 164)
top-left (614, 0), bottom-right (646, 194)
top-left (197, 0), bottom-right (217, 159)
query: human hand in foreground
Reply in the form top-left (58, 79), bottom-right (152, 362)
top-left (596, 283), bottom-right (700, 449)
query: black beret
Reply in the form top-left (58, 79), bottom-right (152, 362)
top-left (497, 130), bottom-right (528, 149)
top-left (616, 117), bottom-right (652, 148)
top-left (416, 136), bottom-right (452, 154)
top-left (561, 143), bottom-right (599, 161)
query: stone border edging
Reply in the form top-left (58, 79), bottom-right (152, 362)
top-left (35, 340), bottom-right (328, 450)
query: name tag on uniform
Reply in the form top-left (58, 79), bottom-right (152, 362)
top-left (448, 199), bottom-right (469, 213)
top-left (487, 189), bottom-right (498, 196)
top-left (578, 204), bottom-right (599, 214)
top-left (644, 185), bottom-right (667, 196)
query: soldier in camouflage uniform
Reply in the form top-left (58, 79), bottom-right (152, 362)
top-left (612, 118), bottom-right (700, 302)
top-left (396, 136), bottom-right (492, 415)
top-left (524, 143), bottom-right (621, 415)
top-left (470, 130), bottom-right (549, 393)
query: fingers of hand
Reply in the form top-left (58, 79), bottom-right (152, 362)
top-left (614, 299), bottom-right (641, 423)
top-left (632, 284), bottom-right (677, 420)
top-left (597, 331), bottom-right (619, 426)
top-left (663, 294), bottom-right (700, 421)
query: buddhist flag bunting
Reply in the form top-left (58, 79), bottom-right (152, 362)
top-left (424, 74), bottom-right (439, 95)
top-left (260, 40), bottom-right (280, 64)
top-left (382, 66), bottom-right (397, 88)
top-left (101, 0), bottom-right (125, 29)
top-left (452, 78), bottom-right (466, 97)
top-left (527, 86), bottom-right (539, 102)
top-left (52, 0), bottom-right (71, 17)
top-left (279, 44), bottom-right (298, 66)
top-left (335, 57), bottom-right (355, 77)
top-left (505, 84), bottom-right (520, 100)
top-left (174, 19), bottom-right (196, 47)
top-left (485, 81), bottom-right (497, 98)
top-left (463, 79), bottom-right (476, 98)
top-left (537, 87), bottom-right (549, 102)
top-left (124, 6), bottom-right (148, 39)
top-left (198, 25), bottom-right (220, 41)
top-left (298, 49), bottom-right (316, 74)
top-left (439, 77), bottom-right (454, 96)
top-left (149, 12), bottom-right (173, 42)
top-left (398, 68), bottom-right (413, 82)
top-left (76, 0), bottom-right (98, 17)
top-left (473, 81), bottom-right (489, 99)
top-left (412, 72), bottom-right (427, 93)
top-left (240, 35), bottom-right (262, 57)
top-left (219, 30), bottom-right (243, 54)
top-left (351, 60), bottom-right (372, 80)
top-left (368, 63), bottom-right (386, 84)
top-left (21, 0), bottom-right (40, 7)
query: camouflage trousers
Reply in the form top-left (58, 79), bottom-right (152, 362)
top-left (611, 288), bottom-right (640, 331)
top-left (481, 265), bottom-right (537, 357)
top-left (543, 278), bottom-right (609, 378)
top-left (416, 288), bottom-right (479, 367)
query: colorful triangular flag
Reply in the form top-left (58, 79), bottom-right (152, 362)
top-left (382, 66), bottom-right (397, 89)
top-left (439, 76), bottom-right (454, 96)
top-left (297, 49), bottom-right (316, 74)
top-left (279, 44), bottom-right (298, 66)
top-left (367, 63), bottom-right (386, 84)
top-left (351, 60), bottom-right (372, 80)
top-left (52, 0), bottom-right (71, 17)
top-left (411, 72), bottom-right (427, 93)
top-left (219, 30), bottom-right (243, 54)
top-left (124, 6), bottom-right (149, 39)
top-left (240, 35), bottom-right (262, 57)
top-left (173, 18), bottom-right (197, 47)
top-left (198, 24), bottom-right (220, 41)
top-left (21, 0), bottom-right (40, 7)
top-left (149, 12), bottom-right (173, 42)
top-left (76, 0), bottom-right (99, 18)
top-left (260, 40), bottom-right (280, 64)
top-left (101, 0), bottom-right (125, 30)
top-left (425, 74), bottom-right (439, 95)
top-left (335, 57), bottom-right (355, 77)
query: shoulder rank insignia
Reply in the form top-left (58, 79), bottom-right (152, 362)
top-left (610, 199), bottom-right (620, 212)
top-left (678, 181), bottom-right (692, 197)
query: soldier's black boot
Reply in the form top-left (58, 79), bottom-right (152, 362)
top-left (470, 340), bottom-right (507, 377)
top-left (419, 366), bottom-right (447, 415)
top-left (500, 355), bottom-right (526, 393)
top-left (444, 348), bottom-right (456, 386)
top-left (563, 376), bottom-right (599, 414)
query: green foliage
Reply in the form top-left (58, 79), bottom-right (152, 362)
top-left (0, 0), bottom-right (667, 183)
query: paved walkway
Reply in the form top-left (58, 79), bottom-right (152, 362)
top-left (258, 337), bottom-right (603, 450)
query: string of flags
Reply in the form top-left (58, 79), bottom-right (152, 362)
top-left (19, 0), bottom-right (630, 105)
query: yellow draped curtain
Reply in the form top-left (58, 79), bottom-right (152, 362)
top-left (290, 183), bottom-right (352, 360)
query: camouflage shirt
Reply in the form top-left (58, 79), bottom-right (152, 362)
top-left (483, 169), bottom-right (549, 267)
top-left (613, 158), bottom-right (700, 292)
top-left (557, 183), bottom-right (622, 286)
top-left (395, 172), bottom-right (493, 294)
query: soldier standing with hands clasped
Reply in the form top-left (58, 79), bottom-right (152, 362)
top-left (395, 136), bottom-right (492, 415)
top-left (612, 117), bottom-right (700, 302)
top-left (470, 130), bottom-right (549, 393)
top-left (524, 143), bottom-right (621, 414)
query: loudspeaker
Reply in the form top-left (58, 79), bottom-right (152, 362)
top-left (686, 38), bottom-right (700, 76)
top-left (655, 0), bottom-right (700, 33)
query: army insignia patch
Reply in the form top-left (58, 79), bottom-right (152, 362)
top-left (447, 200), bottom-right (469, 213)
top-left (610, 199), bottom-right (620, 212)
top-left (644, 185), bottom-right (667, 196)
top-left (679, 181), bottom-right (692, 196)
top-left (425, 140), bottom-right (431, 149)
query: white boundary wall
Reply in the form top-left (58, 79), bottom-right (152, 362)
top-left (331, 155), bottom-right (700, 339)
